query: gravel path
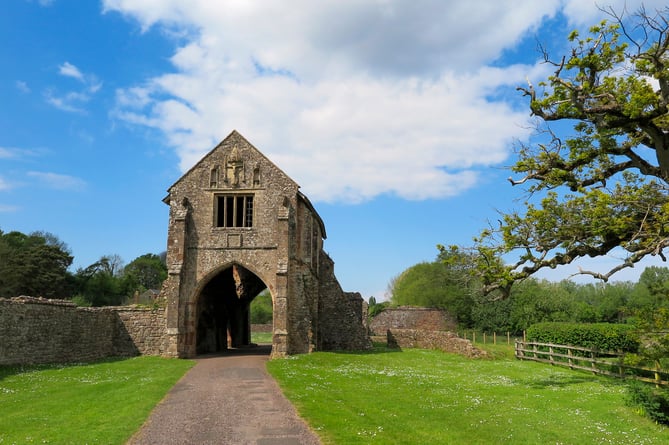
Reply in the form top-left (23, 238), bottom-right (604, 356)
top-left (127, 345), bottom-right (322, 445)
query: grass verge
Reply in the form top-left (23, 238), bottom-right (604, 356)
top-left (267, 345), bottom-right (668, 444)
top-left (251, 331), bottom-right (273, 344)
top-left (0, 356), bottom-right (194, 444)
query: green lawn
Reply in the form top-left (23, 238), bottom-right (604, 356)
top-left (251, 331), bottom-right (273, 344)
top-left (0, 356), bottom-right (194, 445)
top-left (267, 345), bottom-right (669, 445)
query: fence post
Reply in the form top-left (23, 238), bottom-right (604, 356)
top-left (549, 345), bottom-right (554, 365)
top-left (483, 332), bottom-right (487, 344)
top-left (473, 332), bottom-right (476, 344)
top-left (656, 360), bottom-right (661, 389)
top-left (591, 350), bottom-right (597, 375)
top-left (507, 331), bottom-right (510, 345)
top-left (568, 348), bottom-right (573, 369)
top-left (493, 332), bottom-right (497, 345)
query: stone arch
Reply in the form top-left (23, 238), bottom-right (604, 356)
top-left (161, 131), bottom-right (371, 359)
top-left (193, 262), bottom-right (273, 354)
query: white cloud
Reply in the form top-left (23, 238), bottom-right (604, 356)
top-left (59, 61), bottom-right (85, 82)
top-left (16, 81), bottom-right (30, 93)
top-left (0, 204), bottom-right (19, 213)
top-left (561, 0), bottom-right (669, 25)
top-left (44, 90), bottom-right (86, 113)
top-left (0, 176), bottom-right (14, 191)
top-left (106, 0), bottom-right (566, 202)
top-left (46, 63), bottom-right (102, 113)
top-left (0, 146), bottom-right (40, 160)
top-left (0, 147), bottom-right (17, 159)
top-left (27, 171), bottom-right (86, 190)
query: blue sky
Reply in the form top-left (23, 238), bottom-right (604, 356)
top-left (2, 0), bottom-right (667, 300)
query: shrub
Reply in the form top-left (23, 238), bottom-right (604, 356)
top-left (250, 291), bottom-right (272, 324)
top-left (526, 322), bottom-right (639, 352)
top-left (626, 381), bottom-right (669, 425)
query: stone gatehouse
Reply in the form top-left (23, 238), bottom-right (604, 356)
top-left (161, 130), bottom-right (371, 358)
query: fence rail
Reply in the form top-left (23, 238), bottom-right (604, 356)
top-left (459, 331), bottom-right (521, 345)
top-left (515, 341), bottom-right (668, 387)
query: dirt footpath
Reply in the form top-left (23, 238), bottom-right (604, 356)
top-left (127, 346), bottom-right (322, 445)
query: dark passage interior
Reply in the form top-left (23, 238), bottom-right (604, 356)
top-left (196, 264), bottom-right (267, 354)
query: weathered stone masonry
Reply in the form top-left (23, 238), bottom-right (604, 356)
top-left (0, 131), bottom-right (371, 365)
top-left (0, 297), bottom-right (167, 366)
top-left (369, 307), bottom-right (457, 335)
top-left (162, 130), bottom-right (371, 358)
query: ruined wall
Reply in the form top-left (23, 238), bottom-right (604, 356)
top-left (317, 253), bottom-right (372, 351)
top-left (369, 307), bottom-right (456, 335)
top-left (0, 297), bottom-right (167, 366)
top-left (386, 329), bottom-right (486, 358)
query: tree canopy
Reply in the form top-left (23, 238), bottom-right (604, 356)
top-left (0, 230), bottom-right (74, 299)
top-left (388, 248), bottom-right (484, 325)
top-left (463, 7), bottom-right (669, 296)
top-left (123, 253), bottom-right (167, 293)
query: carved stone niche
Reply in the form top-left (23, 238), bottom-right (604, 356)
top-left (225, 145), bottom-right (245, 187)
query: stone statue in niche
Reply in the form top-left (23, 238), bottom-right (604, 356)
top-left (253, 162), bottom-right (261, 186)
top-left (225, 145), bottom-right (245, 187)
top-left (209, 166), bottom-right (220, 188)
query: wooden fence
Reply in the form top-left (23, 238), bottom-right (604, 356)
top-left (459, 331), bottom-right (520, 345)
top-left (515, 341), bottom-right (668, 387)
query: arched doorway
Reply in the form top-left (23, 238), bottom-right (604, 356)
top-left (195, 264), bottom-right (268, 354)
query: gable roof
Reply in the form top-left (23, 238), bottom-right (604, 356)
top-left (162, 130), bottom-right (327, 239)
top-left (166, 130), bottom-right (300, 192)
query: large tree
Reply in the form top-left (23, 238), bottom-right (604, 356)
top-left (0, 230), bottom-right (74, 298)
top-left (122, 253), bottom-right (167, 295)
top-left (74, 255), bottom-right (127, 306)
top-left (389, 248), bottom-right (481, 325)
top-left (467, 7), bottom-right (669, 296)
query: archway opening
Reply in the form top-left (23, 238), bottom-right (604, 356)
top-left (196, 264), bottom-right (267, 354)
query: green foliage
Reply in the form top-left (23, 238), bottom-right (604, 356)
top-left (250, 290), bottom-right (272, 324)
top-left (390, 249), bottom-right (669, 334)
top-left (367, 296), bottom-right (390, 318)
top-left (626, 381), bottom-right (669, 425)
top-left (0, 230), bottom-right (74, 298)
top-left (631, 307), bottom-right (669, 371)
top-left (389, 248), bottom-right (481, 325)
top-left (122, 253), bottom-right (167, 297)
top-left (74, 256), bottom-right (127, 306)
top-left (464, 9), bottom-right (669, 295)
top-left (526, 322), bottom-right (639, 352)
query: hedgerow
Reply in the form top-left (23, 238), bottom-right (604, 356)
top-left (526, 322), bottom-right (639, 352)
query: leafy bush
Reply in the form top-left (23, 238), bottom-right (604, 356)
top-left (626, 381), bottom-right (669, 425)
top-left (250, 290), bottom-right (273, 324)
top-left (526, 322), bottom-right (639, 352)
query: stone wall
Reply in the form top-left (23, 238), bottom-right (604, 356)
top-left (317, 253), bottom-right (372, 351)
top-left (113, 306), bottom-right (169, 356)
top-left (386, 329), bottom-right (486, 358)
top-left (0, 297), bottom-right (167, 366)
top-left (369, 307), bottom-right (456, 335)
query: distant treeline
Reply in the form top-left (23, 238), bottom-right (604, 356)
top-left (0, 229), bottom-right (166, 306)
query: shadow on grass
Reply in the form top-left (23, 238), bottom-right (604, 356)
top-left (521, 371), bottom-right (625, 390)
top-left (325, 343), bottom-right (404, 356)
top-left (0, 356), bottom-right (135, 381)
